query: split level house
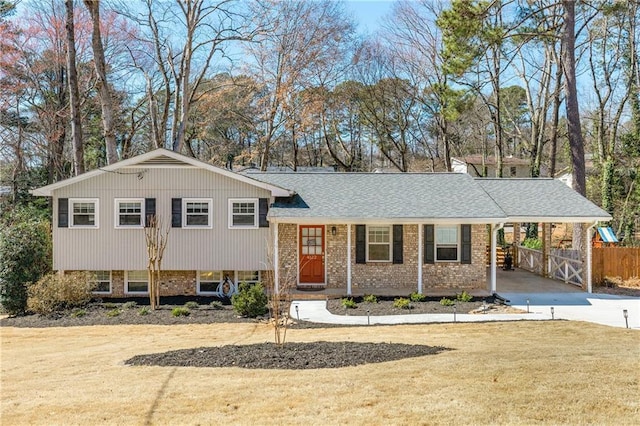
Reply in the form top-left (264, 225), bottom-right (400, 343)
top-left (31, 149), bottom-right (611, 298)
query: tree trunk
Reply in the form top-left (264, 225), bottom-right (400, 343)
top-left (65, 0), bottom-right (84, 175)
top-left (562, 0), bottom-right (586, 252)
top-left (84, 0), bottom-right (118, 165)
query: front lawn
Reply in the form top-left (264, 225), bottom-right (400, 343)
top-left (1, 321), bottom-right (637, 425)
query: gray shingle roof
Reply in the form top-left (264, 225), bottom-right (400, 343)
top-left (252, 173), bottom-right (505, 222)
top-left (475, 178), bottom-right (611, 221)
top-left (249, 173), bottom-right (611, 223)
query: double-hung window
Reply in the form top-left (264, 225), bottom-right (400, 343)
top-left (69, 198), bottom-right (99, 228)
top-left (115, 198), bottom-right (144, 228)
top-left (183, 199), bottom-right (212, 228)
top-left (236, 270), bottom-right (260, 284)
top-left (228, 199), bottom-right (258, 228)
top-left (90, 271), bottom-right (111, 294)
top-left (367, 226), bottom-right (391, 262)
top-left (436, 225), bottom-right (459, 261)
top-left (197, 271), bottom-right (222, 294)
top-left (126, 270), bottom-right (149, 294)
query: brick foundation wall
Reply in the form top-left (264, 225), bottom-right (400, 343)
top-left (277, 223), bottom-right (488, 293)
top-left (351, 225), bottom-right (419, 291)
top-left (422, 225), bottom-right (487, 291)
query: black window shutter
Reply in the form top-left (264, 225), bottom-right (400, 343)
top-left (392, 224), bottom-right (403, 264)
top-left (145, 198), bottom-right (156, 227)
top-left (461, 224), bottom-right (472, 264)
top-left (58, 198), bottom-right (69, 228)
top-left (171, 198), bottom-right (182, 228)
top-left (258, 198), bottom-right (269, 227)
top-left (355, 225), bottom-right (366, 264)
top-left (424, 224), bottom-right (435, 264)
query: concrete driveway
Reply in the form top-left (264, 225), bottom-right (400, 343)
top-left (498, 291), bottom-right (639, 329)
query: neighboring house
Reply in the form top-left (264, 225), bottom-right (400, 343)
top-left (452, 155), bottom-right (531, 177)
top-left (31, 149), bottom-right (611, 298)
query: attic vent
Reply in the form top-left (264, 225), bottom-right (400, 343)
top-left (135, 155), bottom-right (195, 167)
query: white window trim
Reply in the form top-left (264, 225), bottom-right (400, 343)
top-left (90, 271), bottom-right (112, 294)
top-left (114, 198), bottom-right (145, 229)
top-left (69, 198), bottom-right (99, 229)
top-left (228, 198), bottom-right (259, 229)
top-left (235, 270), bottom-right (261, 284)
top-left (366, 225), bottom-right (392, 262)
top-left (435, 224), bottom-right (460, 262)
top-left (197, 270), bottom-right (222, 295)
top-left (125, 270), bottom-right (149, 295)
top-left (182, 198), bottom-right (213, 229)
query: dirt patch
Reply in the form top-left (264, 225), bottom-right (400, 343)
top-left (125, 341), bottom-right (449, 369)
top-left (594, 277), bottom-right (640, 297)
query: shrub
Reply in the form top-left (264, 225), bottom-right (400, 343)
top-left (123, 301), bottom-right (137, 309)
top-left (184, 301), bottom-right (199, 310)
top-left (0, 212), bottom-right (52, 315)
top-left (104, 302), bottom-right (118, 309)
top-left (71, 309), bottom-right (86, 318)
top-left (410, 292), bottom-right (427, 302)
top-left (138, 307), bottom-right (150, 316)
top-left (393, 297), bottom-right (411, 309)
top-left (27, 271), bottom-right (94, 315)
top-left (456, 291), bottom-right (473, 303)
top-left (209, 301), bottom-right (224, 310)
top-left (522, 238), bottom-right (542, 250)
top-left (171, 307), bottom-right (190, 317)
top-left (231, 282), bottom-right (268, 317)
top-left (440, 297), bottom-right (455, 306)
top-left (341, 297), bottom-right (357, 309)
top-left (106, 308), bottom-right (121, 317)
top-left (363, 294), bottom-right (377, 304)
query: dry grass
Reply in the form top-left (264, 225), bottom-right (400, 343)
top-left (1, 321), bottom-right (638, 425)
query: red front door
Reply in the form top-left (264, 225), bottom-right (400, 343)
top-left (299, 225), bottom-right (325, 284)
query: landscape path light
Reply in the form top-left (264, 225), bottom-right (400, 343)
top-left (295, 304), bottom-right (299, 321)
top-left (526, 299), bottom-right (530, 313)
top-left (550, 306), bottom-right (555, 320)
top-left (623, 309), bottom-right (628, 329)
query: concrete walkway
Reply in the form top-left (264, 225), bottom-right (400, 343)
top-left (290, 293), bottom-right (640, 329)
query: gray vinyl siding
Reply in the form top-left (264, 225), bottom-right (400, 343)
top-left (52, 168), bottom-right (271, 271)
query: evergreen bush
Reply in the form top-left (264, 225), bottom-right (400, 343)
top-left (231, 282), bottom-right (268, 317)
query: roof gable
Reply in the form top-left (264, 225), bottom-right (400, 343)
top-left (30, 149), bottom-right (293, 197)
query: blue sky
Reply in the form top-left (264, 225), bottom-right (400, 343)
top-left (344, 0), bottom-right (396, 34)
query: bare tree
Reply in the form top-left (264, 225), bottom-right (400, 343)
top-left (83, 0), bottom-right (118, 165)
top-left (144, 216), bottom-right (169, 310)
top-left (65, 0), bottom-right (84, 175)
top-left (245, 0), bottom-right (355, 170)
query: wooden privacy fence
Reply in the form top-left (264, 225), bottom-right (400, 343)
top-left (592, 247), bottom-right (640, 284)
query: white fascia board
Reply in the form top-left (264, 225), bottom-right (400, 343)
top-left (30, 148), bottom-right (294, 198)
top-left (506, 215), bottom-right (612, 223)
top-left (267, 216), bottom-right (505, 225)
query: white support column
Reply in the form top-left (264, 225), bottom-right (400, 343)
top-left (274, 223), bottom-right (279, 294)
top-left (586, 221), bottom-right (597, 293)
top-left (417, 223), bottom-right (423, 294)
top-left (347, 223), bottom-right (352, 296)
top-left (491, 223), bottom-right (504, 294)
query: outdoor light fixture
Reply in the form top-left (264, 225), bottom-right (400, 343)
top-left (453, 305), bottom-right (457, 323)
top-left (367, 309), bottom-right (370, 326)
top-left (331, 226), bottom-right (336, 236)
top-left (527, 299), bottom-right (530, 313)
top-left (295, 304), bottom-right (299, 321)
top-left (550, 307), bottom-right (555, 320)
top-left (623, 309), bottom-right (628, 329)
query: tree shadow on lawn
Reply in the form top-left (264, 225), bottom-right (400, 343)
top-left (125, 342), bottom-right (452, 370)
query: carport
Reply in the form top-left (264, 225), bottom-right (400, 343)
top-left (491, 267), bottom-right (584, 294)
top-left (476, 179), bottom-right (612, 295)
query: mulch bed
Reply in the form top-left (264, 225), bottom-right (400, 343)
top-left (326, 295), bottom-right (499, 316)
top-left (125, 342), bottom-right (450, 369)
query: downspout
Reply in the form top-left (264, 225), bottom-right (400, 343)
top-left (491, 223), bottom-right (505, 294)
top-left (418, 223), bottom-right (423, 294)
top-left (586, 221), bottom-right (598, 293)
top-left (347, 224), bottom-right (352, 296)
top-left (274, 222), bottom-right (279, 294)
